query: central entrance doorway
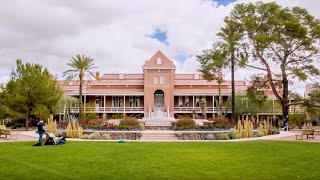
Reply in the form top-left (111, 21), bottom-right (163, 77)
top-left (154, 90), bottom-right (164, 111)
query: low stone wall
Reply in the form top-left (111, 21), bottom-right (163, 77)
top-left (145, 126), bottom-right (172, 130)
top-left (175, 131), bottom-right (230, 140)
top-left (82, 130), bottom-right (142, 140)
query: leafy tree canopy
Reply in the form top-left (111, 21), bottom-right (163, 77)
top-left (0, 60), bottom-right (62, 128)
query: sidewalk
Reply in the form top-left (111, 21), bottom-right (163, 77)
top-left (1, 130), bottom-right (319, 143)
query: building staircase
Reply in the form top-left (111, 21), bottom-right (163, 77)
top-left (140, 131), bottom-right (178, 141)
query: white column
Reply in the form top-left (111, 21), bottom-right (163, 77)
top-left (124, 95), bottom-right (126, 113)
top-left (212, 95), bottom-right (215, 117)
top-left (193, 95), bottom-right (195, 109)
top-left (84, 95), bottom-right (86, 113)
top-left (104, 95), bottom-right (106, 110)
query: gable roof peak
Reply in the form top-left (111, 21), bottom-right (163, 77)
top-left (142, 50), bottom-right (176, 70)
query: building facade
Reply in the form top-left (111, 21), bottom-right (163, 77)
top-left (59, 50), bottom-right (300, 120)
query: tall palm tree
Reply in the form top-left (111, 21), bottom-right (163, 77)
top-left (63, 55), bottom-right (97, 122)
top-left (217, 18), bottom-right (243, 121)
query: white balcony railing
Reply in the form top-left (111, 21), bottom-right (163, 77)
top-left (59, 107), bottom-right (144, 114)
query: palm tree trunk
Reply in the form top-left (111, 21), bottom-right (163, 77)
top-left (231, 53), bottom-right (235, 121)
top-left (218, 81), bottom-right (222, 117)
top-left (79, 78), bottom-right (83, 122)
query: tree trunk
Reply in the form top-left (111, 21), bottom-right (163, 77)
top-left (281, 64), bottom-right (289, 120)
top-left (79, 77), bottom-right (83, 122)
top-left (231, 53), bottom-right (235, 122)
top-left (25, 116), bottom-right (29, 130)
top-left (218, 81), bottom-right (222, 117)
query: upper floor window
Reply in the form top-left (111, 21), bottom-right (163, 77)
top-left (119, 73), bottom-right (124, 79)
top-left (159, 76), bottom-right (164, 84)
top-left (156, 57), bottom-right (162, 64)
top-left (154, 76), bottom-right (159, 84)
top-left (194, 73), bottom-right (200, 79)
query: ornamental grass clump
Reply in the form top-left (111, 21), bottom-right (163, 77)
top-left (243, 120), bottom-right (253, 138)
top-left (228, 129), bottom-right (237, 139)
top-left (47, 114), bottom-right (57, 133)
top-left (237, 121), bottom-right (243, 139)
top-left (66, 121), bottom-right (83, 138)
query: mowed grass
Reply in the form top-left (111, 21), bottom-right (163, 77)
top-left (0, 141), bottom-right (319, 180)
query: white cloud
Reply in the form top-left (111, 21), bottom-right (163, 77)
top-left (0, 0), bottom-right (319, 96)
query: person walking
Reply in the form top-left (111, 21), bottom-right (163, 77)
top-left (37, 120), bottom-right (45, 144)
top-left (284, 116), bottom-right (289, 131)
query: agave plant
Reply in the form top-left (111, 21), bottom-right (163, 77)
top-left (63, 114), bottom-right (78, 123)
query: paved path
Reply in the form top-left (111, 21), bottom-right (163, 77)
top-left (1, 130), bottom-right (319, 143)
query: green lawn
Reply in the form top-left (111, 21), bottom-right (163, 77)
top-left (0, 141), bottom-right (319, 180)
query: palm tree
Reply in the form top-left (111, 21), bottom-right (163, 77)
top-left (63, 55), bottom-right (97, 122)
top-left (216, 17), bottom-right (243, 121)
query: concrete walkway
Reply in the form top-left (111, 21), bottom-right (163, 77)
top-left (1, 130), bottom-right (319, 143)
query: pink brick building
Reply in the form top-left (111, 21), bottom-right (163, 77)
top-left (59, 50), bottom-right (299, 120)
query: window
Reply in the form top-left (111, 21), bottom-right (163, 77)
top-left (185, 96), bottom-right (189, 107)
top-left (156, 57), bottom-right (162, 64)
top-left (118, 97), bottom-right (123, 107)
top-left (154, 76), bottom-right (159, 84)
top-left (159, 76), bottom-right (164, 84)
top-left (194, 73), bottom-right (200, 79)
top-left (196, 96), bottom-right (200, 107)
top-left (135, 97), bottom-right (140, 107)
top-left (119, 73), bottom-right (124, 79)
top-left (129, 96), bottom-right (133, 107)
top-left (178, 96), bottom-right (183, 107)
top-left (112, 96), bottom-right (116, 107)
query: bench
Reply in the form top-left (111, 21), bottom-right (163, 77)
top-left (295, 129), bottom-right (315, 140)
top-left (0, 125), bottom-right (11, 138)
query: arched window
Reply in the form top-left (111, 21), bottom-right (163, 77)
top-left (194, 73), bottom-right (200, 79)
top-left (156, 57), bottom-right (162, 64)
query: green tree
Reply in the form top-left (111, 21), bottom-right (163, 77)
top-left (246, 75), bottom-right (268, 112)
top-left (228, 1), bottom-right (320, 119)
top-left (197, 46), bottom-right (227, 117)
top-left (197, 18), bottom-right (245, 121)
top-left (0, 60), bottom-right (62, 129)
top-left (63, 55), bottom-right (97, 122)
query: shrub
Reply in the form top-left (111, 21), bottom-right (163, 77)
top-left (101, 134), bottom-right (111, 140)
top-left (176, 119), bottom-right (195, 128)
top-left (204, 133), bottom-right (214, 140)
top-left (114, 125), bottom-right (134, 130)
top-left (81, 134), bottom-right (89, 139)
top-left (228, 129), bottom-right (237, 139)
top-left (255, 130), bottom-right (264, 137)
top-left (88, 132), bottom-right (101, 139)
top-left (83, 113), bottom-right (99, 123)
top-left (272, 128), bottom-right (280, 135)
top-left (120, 117), bottom-right (139, 128)
top-left (139, 123), bottom-right (145, 131)
top-left (216, 133), bottom-right (229, 140)
top-left (178, 126), bottom-right (197, 130)
top-left (209, 117), bottom-right (230, 125)
top-left (87, 119), bottom-right (104, 126)
top-left (288, 114), bottom-right (308, 129)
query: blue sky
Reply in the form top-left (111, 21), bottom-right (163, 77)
top-left (150, 29), bottom-right (169, 45)
top-left (214, 0), bottom-right (237, 6)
